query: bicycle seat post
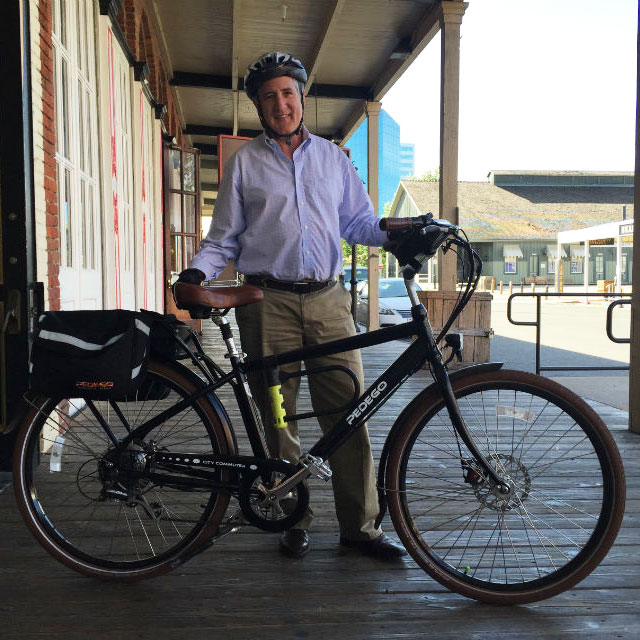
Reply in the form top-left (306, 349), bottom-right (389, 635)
top-left (211, 313), bottom-right (245, 361)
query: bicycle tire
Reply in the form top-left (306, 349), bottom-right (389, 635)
top-left (13, 359), bottom-right (236, 580)
top-left (385, 369), bottom-right (625, 604)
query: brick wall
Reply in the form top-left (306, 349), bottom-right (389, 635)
top-left (117, 0), bottom-right (183, 145)
top-left (36, 0), bottom-right (60, 311)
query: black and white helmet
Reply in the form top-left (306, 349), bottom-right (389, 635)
top-left (244, 51), bottom-right (307, 100)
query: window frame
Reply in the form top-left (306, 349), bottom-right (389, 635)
top-left (504, 258), bottom-right (517, 274)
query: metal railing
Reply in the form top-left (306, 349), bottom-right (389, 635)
top-left (507, 292), bottom-right (632, 376)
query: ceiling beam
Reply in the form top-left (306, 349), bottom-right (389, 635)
top-left (172, 71), bottom-right (367, 99)
top-left (193, 142), bottom-right (217, 156)
top-left (304, 0), bottom-right (346, 94)
top-left (184, 124), bottom-right (262, 137)
top-left (171, 72), bottom-right (232, 89)
top-left (339, 2), bottom-right (441, 144)
top-left (371, 3), bottom-right (441, 101)
top-left (187, 123), bottom-right (336, 141)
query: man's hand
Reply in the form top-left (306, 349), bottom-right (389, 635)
top-left (175, 268), bottom-right (206, 285)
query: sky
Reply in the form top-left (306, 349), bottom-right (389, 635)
top-left (382, 0), bottom-right (638, 182)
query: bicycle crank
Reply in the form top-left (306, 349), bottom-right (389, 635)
top-left (238, 459), bottom-right (310, 532)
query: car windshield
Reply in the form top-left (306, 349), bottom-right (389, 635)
top-left (343, 267), bottom-right (369, 281)
top-left (379, 280), bottom-right (412, 297)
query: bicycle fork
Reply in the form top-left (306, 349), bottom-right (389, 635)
top-left (428, 341), bottom-right (512, 496)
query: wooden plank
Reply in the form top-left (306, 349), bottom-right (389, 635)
top-left (0, 315), bottom-right (637, 639)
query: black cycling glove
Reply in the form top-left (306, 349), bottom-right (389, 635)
top-left (176, 268), bottom-right (206, 285)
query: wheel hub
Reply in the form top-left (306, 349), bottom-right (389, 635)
top-left (472, 453), bottom-right (531, 511)
top-left (77, 443), bottom-right (153, 504)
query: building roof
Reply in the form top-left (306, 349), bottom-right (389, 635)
top-left (488, 170), bottom-right (634, 188)
top-left (397, 180), bottom-right (634, 241)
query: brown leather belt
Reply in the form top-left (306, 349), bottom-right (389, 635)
top-left (245, 275), bottom-right (336, 294)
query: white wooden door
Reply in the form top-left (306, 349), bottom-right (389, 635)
top-left (110, 38), bottom-right (135, 310)
top-left (54, 0), bottom-right (102, 310)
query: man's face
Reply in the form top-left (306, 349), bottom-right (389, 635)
top-left (255, 75), bottom-right (303, 136)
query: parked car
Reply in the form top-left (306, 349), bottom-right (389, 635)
top-left (356, 277), bottom-right (422, 326)
top-left (340, 266), bottom-right (369, 289)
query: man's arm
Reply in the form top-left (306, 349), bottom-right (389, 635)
top-left (337, 154), bottom-right (387, 248)
top-left (189, 154), bottom-right (246, 280)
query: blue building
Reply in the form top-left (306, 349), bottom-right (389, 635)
top-left (347, 109), bottom-right (414, 215)
top-left (399, 143), bottom-right (415, 179)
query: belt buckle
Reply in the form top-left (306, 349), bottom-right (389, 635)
top-left (292, 281), bottom-right (310, 294)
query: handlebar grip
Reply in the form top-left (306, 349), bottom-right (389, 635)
top-left (380, 213), bottom-right (434, 234)
top-left (379, 218), bottom-right (414, 233)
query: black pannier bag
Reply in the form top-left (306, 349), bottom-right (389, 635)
top-left (134, 311), bottom-right (195, 402)
top-left (30, 310), bottom-right (152, 400)
top-left (140, 311), bottom-right (193, 362)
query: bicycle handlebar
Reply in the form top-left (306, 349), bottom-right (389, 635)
top-left (380, 213), bottom-right (459, 234)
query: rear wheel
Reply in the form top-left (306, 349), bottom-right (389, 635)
top-left (13, 360), bottom-right (235, 580)
top-left (386, 370), bottom-right (625, 604)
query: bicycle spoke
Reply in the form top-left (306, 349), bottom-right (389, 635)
top-left (388, 372), bottom-right (621, 600)
top-left (17, 362), bottom-right (231, 575)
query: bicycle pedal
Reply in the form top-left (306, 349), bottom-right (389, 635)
top-left (300, 454), bottom-right (332, 481)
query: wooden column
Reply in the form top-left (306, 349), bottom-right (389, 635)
top-left (629, 1), bottom-right (640, 434)
top-left (438, 1), bottom-right (467, 291)
top-left (366, 101), bottom-right (381, 331)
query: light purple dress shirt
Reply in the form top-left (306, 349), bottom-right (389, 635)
top-left (190, 127), bottom-right (387, 281)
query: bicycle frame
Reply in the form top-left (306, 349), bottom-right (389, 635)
top-left (108, 290), bottom-right (505, 491)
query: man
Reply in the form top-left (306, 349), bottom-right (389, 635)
top-left (178, 51), bottom-right (405, 561)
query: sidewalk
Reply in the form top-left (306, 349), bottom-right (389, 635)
top-left (549, 375), bottom-right (629, 411)
top-left (488, 293), bottom-right (631, 412)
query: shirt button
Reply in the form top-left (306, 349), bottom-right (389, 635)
top-left (304, 225), bottom-right (308, 230)
top-left (300, 202), bottom-right (305, 206)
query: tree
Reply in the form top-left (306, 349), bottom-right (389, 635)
top-left (341, 240), bottom-right (370, 267)
top-left (405, 168), bottom-right (440, 182)
top-left (341, 238), bottom-right (388, 270)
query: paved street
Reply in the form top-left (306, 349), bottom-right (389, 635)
top-left (489, 289), bottom-right (631, 410)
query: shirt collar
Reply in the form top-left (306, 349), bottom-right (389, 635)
top-left (262, 125), bottom-right (312, 152)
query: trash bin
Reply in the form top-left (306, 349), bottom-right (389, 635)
top-left (417, 291), bottom-right (493, 364)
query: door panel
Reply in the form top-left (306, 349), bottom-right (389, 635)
top-left (113, 42), bottom-right (135, 310)
top-left (55, 0), bottom-right (101, 310)
top-left (163, 145), bottom-right (201, 328)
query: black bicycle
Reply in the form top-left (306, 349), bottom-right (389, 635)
top-left (12, 215), bottom-right (626, 604)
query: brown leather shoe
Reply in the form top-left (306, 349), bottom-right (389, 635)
top-left (339, 533), bottom-right (407, 560)
top-left (279, 529), bottom-right (310, 558)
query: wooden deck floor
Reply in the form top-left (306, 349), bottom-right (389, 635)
top-left (0, 316), bottom-right (638, 639)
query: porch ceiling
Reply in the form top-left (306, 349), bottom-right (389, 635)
top-left (149, 0), bottom-right (443, 197)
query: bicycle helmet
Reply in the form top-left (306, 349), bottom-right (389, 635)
top-left (244, 51), bottom-right (308, 100)
top-left (244, 51), bottom-right (308, 145)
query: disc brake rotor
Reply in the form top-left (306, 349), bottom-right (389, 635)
top-left (472, 453), bottom-right (531, 511)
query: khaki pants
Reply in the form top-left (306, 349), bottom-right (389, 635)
top-left (235, 282), bottom-right (381, 541)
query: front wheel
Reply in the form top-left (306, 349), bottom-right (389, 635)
top-left (13, 360), bottom-right (236, 580)
top-left (385, 369), bottom-right (625, 604)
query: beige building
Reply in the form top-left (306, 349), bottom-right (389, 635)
top-left (388, 171), bottom-right (634, 285)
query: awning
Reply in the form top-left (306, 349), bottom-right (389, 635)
top-left (570, 245), bottom-right (586, 257)
top-left (547, 245), bottom-right (568, 258)
top-left (503, 244), bottom-right (523, 258)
